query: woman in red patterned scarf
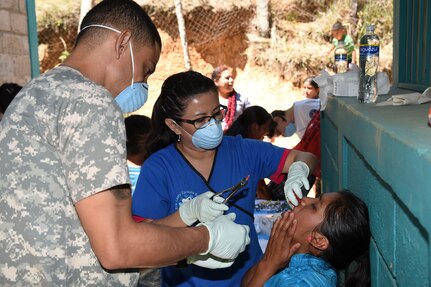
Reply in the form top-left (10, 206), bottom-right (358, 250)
top-left (211, 65), bottom-right (251, 131)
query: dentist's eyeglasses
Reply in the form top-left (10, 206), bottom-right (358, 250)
top-left (177, 105), bottom-right (227, 130)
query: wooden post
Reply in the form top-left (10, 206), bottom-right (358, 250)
top-left (349, 0), bottom-right (359, 41)
top-left (256, 0), bottom-right (270, 38)
top-left (174, 0), bottom-right (192, 70)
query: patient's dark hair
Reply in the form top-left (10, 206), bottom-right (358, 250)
top-left (317, 190), bottom-right (371, 287)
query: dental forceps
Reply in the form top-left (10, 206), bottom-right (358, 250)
top-left (212, 175), bottom-right (250, 204)
top-left (189, 175), bottom-right (250, 227)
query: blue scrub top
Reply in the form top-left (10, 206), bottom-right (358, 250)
top-left (132, 136), bottom-right (287, 287)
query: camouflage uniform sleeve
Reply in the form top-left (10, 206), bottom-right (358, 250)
top-left (57, 86), bottom-right (130, 203)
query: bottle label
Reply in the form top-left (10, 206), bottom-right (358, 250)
top-left (360, 44), bottom-right (379, 56)
top-left (335, 54), bottom-right (347, 61)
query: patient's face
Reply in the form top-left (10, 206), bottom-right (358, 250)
top-left (292, 193), bottom-right (340, 244)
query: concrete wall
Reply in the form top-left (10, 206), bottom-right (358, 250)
top-left (321, 96), bottom-right (431, 286)
top-left (0, 0), bottom-right (30, 86)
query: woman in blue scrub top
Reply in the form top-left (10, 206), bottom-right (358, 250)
top-left (132, 71), bottom-right (318, 287)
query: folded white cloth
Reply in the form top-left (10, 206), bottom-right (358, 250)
top-left (377, 87), bottom-right (431, 106)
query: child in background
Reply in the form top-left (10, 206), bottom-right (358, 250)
top-left (125, 115), bottom-right (151, 195)
top-left (211, 65), bottom-right (251, 131)
top-left (225, 105), bottom-right (273, 141)
top-left (242, 190), bottom-right (371, 287)
top-left (125, 115), bottom-right (160, 287)
top-left (272, 77), bottom-right (320, 140)
top-left (327, 21), bottom-right (356, 65)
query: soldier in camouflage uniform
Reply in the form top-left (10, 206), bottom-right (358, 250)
top-left (0, 0), bottom-right (250, 286)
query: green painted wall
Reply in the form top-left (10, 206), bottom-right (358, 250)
top-left (321, 96), bottom-right (431, 285)
top-left (26, 0), bottom-right (39, 78)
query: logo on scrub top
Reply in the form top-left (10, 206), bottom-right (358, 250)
top-left (175, 191), bottom-right (198, 210)
top-left (309, 109), bottom-right (318, 119)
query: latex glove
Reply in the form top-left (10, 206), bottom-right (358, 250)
top-left (199, 213), bottom-right (250, 260)
top-left (187, 254), bottom-right (234, 269)
top-left (179, 191), bottom-right (229, 226)
top-left (283, 161), bottom-right (310, 207)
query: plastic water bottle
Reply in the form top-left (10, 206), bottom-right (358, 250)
top-left (358, 25), bottom-right (380, 103)
top-left (334, 40), bottom-right (348, 74)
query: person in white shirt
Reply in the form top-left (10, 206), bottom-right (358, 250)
top-left (272, 77), bottom-right (320, 139)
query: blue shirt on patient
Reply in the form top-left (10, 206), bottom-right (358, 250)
top-left (264, 254), bottom-right (337, 287)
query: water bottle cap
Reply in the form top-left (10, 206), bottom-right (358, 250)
top-left (366, 25), bottom-right (375, 31)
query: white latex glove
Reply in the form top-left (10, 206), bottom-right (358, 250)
top-left (283, 161), bottom-right (310, 207)
top-left (187, 254), bottom-right (234, 269)
top-left (179, 191), bottom-right (229, 226)
top-left (199, 213), bottom-right (250, 260)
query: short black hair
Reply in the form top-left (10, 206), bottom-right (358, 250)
top-left (125, 115), bottom-right (151, 157)
top-left (77, 0), bottom-right (161, 49)
top-left (271, 110), bottom-right (286, 121)
top-left (0, 83), bottom-right (22, 113)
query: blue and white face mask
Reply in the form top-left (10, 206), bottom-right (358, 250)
top-left (283, 122), bottom-right (296, 137)
top-left (80, 24), bottom-right (149, 113)
top-left (114, 82), bottom-right (148, 114)
top-left (191, 118), bottom-right (223, 150)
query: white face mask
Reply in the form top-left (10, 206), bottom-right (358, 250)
top-left (174, 118), bottom-right (223, 150)
top-left (80, 24), bottom-right (149, 113)
top-left (191, 118), bottom-right (223, 150)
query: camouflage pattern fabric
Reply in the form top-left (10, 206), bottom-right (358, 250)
top-left (0, 66), bottom-right (138, 286)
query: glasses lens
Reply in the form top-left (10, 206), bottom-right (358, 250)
top-left (216, 107), bottom-right (226, 120)
top-left (194, 117), bottom-right (211, 129)
top-left (194, 106), bottom-right (226, 129)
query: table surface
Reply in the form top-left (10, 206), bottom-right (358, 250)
top-left (254, 200), bottom-right (289, 252)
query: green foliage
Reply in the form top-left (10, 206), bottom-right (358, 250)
top-left (357, 0), bottom-right (393, 45)
top-left (253, 0), bottom-right (393, 86)
top-left (35, 0), bottom-right (79, 31)
top-left (59, 50), bottom-right (70, 63)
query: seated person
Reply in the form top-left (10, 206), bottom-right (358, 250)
top-left (125, 114), bottom-right (151, 195)
top-left (272, 77), bottom-right (320, 139)
top-left (242, 190), bottom-right (370, 287)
